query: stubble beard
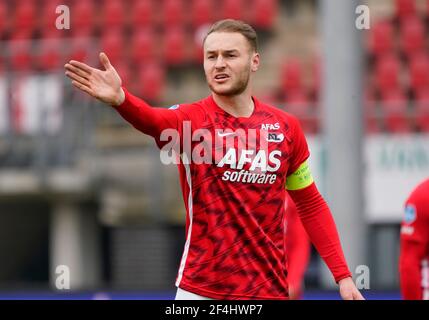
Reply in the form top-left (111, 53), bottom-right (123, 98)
top-left (207, 68), bottom-right (251, 97)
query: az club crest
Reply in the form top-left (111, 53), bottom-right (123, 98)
top-left (404, 204), bottom-right (417, 224)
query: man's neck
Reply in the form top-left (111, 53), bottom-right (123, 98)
top-left (212, 91), bottom-right (255, 118)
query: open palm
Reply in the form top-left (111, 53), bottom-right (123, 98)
top-left (64, 52), bottom-right (125, 106)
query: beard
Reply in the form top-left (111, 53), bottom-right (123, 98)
top-left (207, 68), bottom-right (251, 97)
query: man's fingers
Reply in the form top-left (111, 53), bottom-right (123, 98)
top-left (71, 80), bottom-right (94, 97)
top-left (65, 71), bottom-right (91, 87)
top-left (99, 52), bottom-right (112, 70)
top-left (355, 291), bottom-right (365, 300)
top-left (65, 63), bottom-right (91, 80)
top-left (342, 288), bottom-right (365, 300)
top-left (68, 60), bottom-right (94, 74)
top-left (342, 294), bottom-right (353, 300)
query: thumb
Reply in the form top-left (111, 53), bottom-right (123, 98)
top-left (100, 52), bottom-right (112, 70)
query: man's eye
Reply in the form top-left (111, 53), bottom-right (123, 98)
top-left (207, 56), bottom-right (215, 60)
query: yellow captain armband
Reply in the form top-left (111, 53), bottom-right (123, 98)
top-left (286, 160), bottom-right (314, 190)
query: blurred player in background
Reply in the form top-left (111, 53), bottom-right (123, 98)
top-left (399, 178), bottom-right (429, 300)
top-left (285, 195), bottom-right (311, 300)
top-left (64, 19), bottom-right (363, 300)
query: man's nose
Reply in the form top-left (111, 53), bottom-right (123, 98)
top-left (214, 56), bottom-right (226, 69)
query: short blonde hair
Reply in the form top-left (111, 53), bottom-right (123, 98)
top-left (204, 19), bottom-right (259, 53)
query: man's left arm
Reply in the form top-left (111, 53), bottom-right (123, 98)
top-left (284, 115), bottom-right (363, 300)
top-left (286, 116), bottom-right (363, 300)
top-left (286, 164), bottom-right (364, 300)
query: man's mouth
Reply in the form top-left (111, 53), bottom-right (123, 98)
top-left (214, 74), bottom-right (230, 82)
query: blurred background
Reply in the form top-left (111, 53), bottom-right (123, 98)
top-left (0, 0), bottom-right (428, 299)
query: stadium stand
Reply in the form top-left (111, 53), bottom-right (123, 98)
top-left (1, 0), bottom-right (428, 139)
top-left (190, 0), bottom-right (215, 28)
top-left (130, 0), bottom-right (156, 30)
top-left (273, 0), bottom-right (429, 134)
top-left (2, 0), bottom-right (428, 297)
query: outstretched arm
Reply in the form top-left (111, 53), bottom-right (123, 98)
top-left (64, 53), bottom-right (185, 141)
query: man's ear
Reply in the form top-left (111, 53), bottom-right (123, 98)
top-left (251, 52), bottom-right (260, 72)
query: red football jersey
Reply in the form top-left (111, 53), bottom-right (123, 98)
top-left (400, 178), bottom-right (429, 300)
top-left (114, 88), bottom-right (351, 299)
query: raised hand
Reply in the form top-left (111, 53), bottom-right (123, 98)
top-left (64, 52), bottom-right (125, 106)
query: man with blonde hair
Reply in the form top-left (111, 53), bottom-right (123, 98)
top-left (65, 19), bottom-right (363, 300)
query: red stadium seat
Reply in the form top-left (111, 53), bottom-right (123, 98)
top-left (286, 90), bottom-right (311, 124)
top-left (286, 89), bottom-right (310, 107)
top-left (71, 25), bottom-right (94, 39)
top-left (427, 0), bottom-right (429, 17)
top-left (415, 89), bottom-right (429, 131)
top-left (193, 40), bottom-right (205, 64)
top-left (71, 1), bottom-right (96, 34)
top-left (9, 40), bottom-right (33, 71)
top-left (380, 88), bottom-right (410, 132)
top-left (381, 88), bottom-right (408, 112)
top-left (251, 0), bottom-right (277, 29)
top-left (281, 59), bottom-right (303, 92)
top-left (40, 27), bottom-right (64, 40)
top-left (374, 54), bottom-right (402, 93)
top-left (395, 0), bottom-right (417, 21)
top-left (163, 27), bottom-right (187, 66)
top-left (286, 89), bottom-right (310, 105)
top-left (191, 0), bottom-right (214, 28)
top-left (137, 63), bottom-right (165, 103)
top-left (365, 115), bottom-right (381, 134)
top-left (258, 92), bottom-right (278, 107)
top-left (101, 0), bottom-right (126, 30)
top-left (364, 87), bottom-right (377, 113)
top-left (37, 39), bottom-right (62, 71)
top-left (68, 37), bottom-right (92, 63)
top-left (364, 89), bottom-right (380, 133)
top-left (367, 20), bottom-right (395, 57)
top-left (409, 52), bottom-right (429, 92)
top-left (310, 58), bottom-right (322, 101)
top-left (130, 0), bottom-right (155, 29)
top-left (70, 26), bottom-right (94, 39)
top-left (130, 29), bottom-right (156, 63)
top-left (40, 0), bottom-right (63, 32)
top-left (9, 28), bottom-right (33, 41)
top-left (193, 24), bottom-right (210, 63)
top-left (162, 0), bottom-right (185, 27)
top-left (100, 29), bottom-right (124, 65)
top-left (12, 1), bottom-right (37, 33)
top-left (221, 0), bottom-right (244, 21)
top-left (400, 17), bottom-right (425, 58)
top-left (8, 31), bottom-right (33, 72)
top-left (285, 90), bottom-right (317, 133)
top-left (0, 1), bottom-right (8, 37)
